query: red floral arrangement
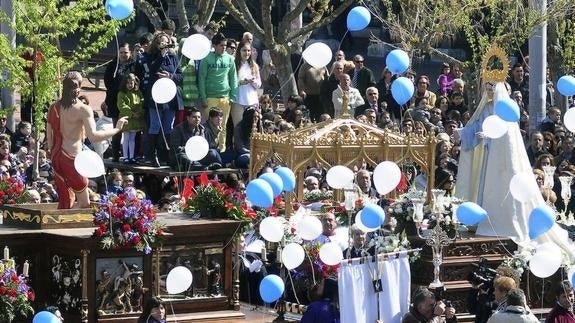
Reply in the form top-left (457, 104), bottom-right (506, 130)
top-left (180, 173), bottom-right (258, 222)
top-left (93, 189), bottom-right (165, 254)
top-left (0, 260), bottom-right (35, 322)
top-left (0, 175), bottom-right (28, 205)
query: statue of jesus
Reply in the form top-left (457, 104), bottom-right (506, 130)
top-left (47, 71), bottom-right (127, 209)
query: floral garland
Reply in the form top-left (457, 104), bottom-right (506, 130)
top-left (0, 260), bottom-right (35, 322)
top-left (93, 189), bottom-right (165, 254)
top-left (368, 232), bottom-right (421, 263)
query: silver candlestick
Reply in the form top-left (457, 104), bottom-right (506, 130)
top-left (426, 222), bottom-right (454, 288)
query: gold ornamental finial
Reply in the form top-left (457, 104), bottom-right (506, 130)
top-left (481, 43), bottom-right (509, 83)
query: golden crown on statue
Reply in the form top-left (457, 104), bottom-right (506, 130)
top-left (481, 43), bottom-right (509, 83)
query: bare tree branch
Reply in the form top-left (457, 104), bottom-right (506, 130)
top-left (196, 0), bottom-right (218, 30)
top-left (221, 0), bottom-right (266, 42)
top-left (261, 0), bottom-right (275, 44)
top-left (278, 0), bottom-right (310, 41)
top-left (136, 0), bottom-right (162, 30)
top-left (286, 0), bottom-right (355, 41)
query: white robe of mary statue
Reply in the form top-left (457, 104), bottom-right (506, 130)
top-left (456, 82), bottom-right (573, 257)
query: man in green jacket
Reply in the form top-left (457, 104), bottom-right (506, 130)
top-left (198, 33), bottom-right (238, 152)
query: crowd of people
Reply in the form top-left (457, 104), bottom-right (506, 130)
top-left (7, 15), bottom-right (575, 323)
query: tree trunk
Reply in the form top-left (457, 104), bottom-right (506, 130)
top-left (175, 0), bottom-right (190, 37)
top-left (269, 46), bottom-right (298, 103)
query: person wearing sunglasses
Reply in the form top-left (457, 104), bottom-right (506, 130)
top-left (346, 54), bottom-right (375, 100)
top-left (226, 39), bottom-right (237, 56)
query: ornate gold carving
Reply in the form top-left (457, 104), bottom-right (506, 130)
top-left (42, 214), bottom-right (93, 224)
top-left (481, 43), bottom-right (509, 83)
top-left (4, 211), bottom-right (41, 223)
top-left (250, 117), bottom-right (437, 209)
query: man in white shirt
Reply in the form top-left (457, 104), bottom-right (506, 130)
top-left (332, 74), bottom-right (364, 118)
top-left (311, 212), bottom-right (349, 251)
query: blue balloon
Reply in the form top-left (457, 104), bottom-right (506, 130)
top-left (347, 6), bottom-right (371, 31)
top-left (494, 97), bottom-right (520, 122)
top-left (386, 49), bottom-right (410, 74)
top-left (275, 167), bottom-right (296, 192)
top-left (246, 179), bottom-right (274, 208)
top-left (456, 202), bottom-right (487, 226)
top-left (33, 311), bottom-right (60, 323)
top-left (529, 204), bottom-right (555, 239)
top-left (557, 75), bottom-right (575, 96)
top-left (360, 204), bottom-right (386, 229)
top-left (259, 274), bottom-right (285, 303)
top-left (391, 77), bottom-right (415, 105)
top-left (105, 0), bottom-right (134, 20)
top-left (259, 173), bottom-right (284, 198)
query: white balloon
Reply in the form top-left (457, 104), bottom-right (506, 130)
top-left (181, 34), bottom-right (212, 60)
top-left (166, 266), bottom-right (193, 294)
top-left (259, 216), bottom-right (285, 242)
top-left (319, 242), bottom-right (343, 266)
top-left (354, 211), bottom-right (378, 233)
top-left (302, 42), bottom-right (332, 69)
top-left (482, 115), bottom-right (508, 139)
top-left (185, 136), bottom-right (209, 161)
top-left (326, 165), bottom-right (355, 189)
top-left (509, 172), bottom-right (540, 202)
top-left (529, 243), bottom-right (562, 278)
top-left (297, 215), bottom-right (323, 241)
top-left (373, 161), bottom-right (402, 195)
top-left (151, 78), bottom-right (177, 104)
top-left (74, 149), bottom-right (105, 178)
top-left (282, 243), bottom-right (305, 270)
top-left (564, 108), bottom-right (575, 133)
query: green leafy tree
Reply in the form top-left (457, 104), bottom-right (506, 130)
top-left (0, 0), bottom-right (130, 176)
top-left (221, 0), bottom-right (355, 101)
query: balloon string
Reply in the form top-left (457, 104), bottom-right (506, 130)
top-left (305, 249), bottom-right (317, 285)
top-left (103, 174), bottom-right (113, 239)
top-left (169, 300), bottom-right (178, 323)
top-left (336, 29), bottom-right (349, 55)
top-left (154, 102), bottom-right (170, 151)
top-left (270, 55), bottom-right (304, 103)
top-left (287, 268), bottom-right (301, 305)
top-left (113, 32), bottom-right (119, 79)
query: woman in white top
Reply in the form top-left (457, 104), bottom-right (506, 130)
top-left (232, 40), bottom-right (262, 126)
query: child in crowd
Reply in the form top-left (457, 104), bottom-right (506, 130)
top-left (107, 170), bottom-right (124, 195)
top-left (37, 149), bottom-right (54, 182)
top-left (118, 73), bottom-right (144, 164)
top-left (447, 91), bottom-right (468, 115)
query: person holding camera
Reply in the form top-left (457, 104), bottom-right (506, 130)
top-left (486, 288), bottom-right (538, 323)
top-left (402, 287), bottom-right (457, 323)
top-left (546, 280), bottom-right (575, 323)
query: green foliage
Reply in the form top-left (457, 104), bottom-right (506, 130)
top-left (558, 16), bottom-right (575, 72)
top-left (0, 0), bottom-right (131, 132)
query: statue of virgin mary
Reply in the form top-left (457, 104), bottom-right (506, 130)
top-left (456, 45), bottom-right (573, 259)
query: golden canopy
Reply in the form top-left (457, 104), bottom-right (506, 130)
top-left (249, 117), bottom-right (437, 212)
